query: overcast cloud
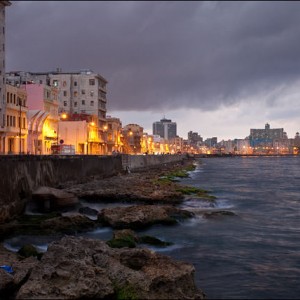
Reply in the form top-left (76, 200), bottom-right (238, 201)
top-left (5, 1), bottom-right (300, 139)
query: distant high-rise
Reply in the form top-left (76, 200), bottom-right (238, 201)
top-left (0, 1), bottom-right (11, 153)
top-left (250, 123), bottom-right (286, 141)
top-left (153, 118), bottom-right (177, 140)
top-left (249, 123), bottom-right (287, 148)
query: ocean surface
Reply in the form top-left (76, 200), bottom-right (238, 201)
top-left (4, 156), bottom-right (300, 299)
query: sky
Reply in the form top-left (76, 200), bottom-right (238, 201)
top-left (5, 1), bottom-right (300, 140)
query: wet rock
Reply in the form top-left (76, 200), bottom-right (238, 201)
top-left (78, 206), bottom-right (98, 216)
top-left (0, 268), bottom-right (14, 293)
top-left (17, 244), bottom-right (42, 260)
top-left (0, 244), bottom-right (38, 299)
top-left (138, 235), bottom-right (173, 247)
top-left (202, 210), bottom-right (237, 219)
top-left (40, 214), bottom-right (96, 234)
top-left (65, 172), bottom-right (185, 204)
top-left (107, 229), bottom-right (138, 248)
top-left (16, 236), bottom-right (205, 299)
top-left (98, 205), bottom-right (193, 229)
top-left (32, 186), bottom-right (78, 212)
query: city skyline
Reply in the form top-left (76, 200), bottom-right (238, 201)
top-left (5, 1), bottom-right (300, 140)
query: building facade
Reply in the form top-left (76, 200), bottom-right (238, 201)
top-left (152, 118), bottom-right (177, 140)
top-left (106, 116), bottom-right (122, 154)
top-left (6, 69), bottom-right (108, 153)
top-left (250, 123), bottom-right (286, 146)
top-left (24, 83), bottom-right (59, 154)
top-left (122, 123), bottom-right (143, 154)
top-left (0, 1), bottom-right (11, 153)
top-left (5, 84), bottom-right (28, 154)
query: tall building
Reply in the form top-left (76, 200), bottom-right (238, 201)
top-left (152, 118), bottom-right (177, 140)
top-left (0, 1), bottom-right (11, 153)
top-left (249, 123), bottom-right (287, 147)
top-left (188, 131), bottom-right (203, 145)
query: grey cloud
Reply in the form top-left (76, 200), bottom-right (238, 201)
top-left (5, 1), bottom-right (300, 112)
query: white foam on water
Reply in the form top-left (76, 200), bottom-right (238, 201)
top-left (215, 199), bottom-right (234, 209)
top-left (145, 243), bottom-right (184, 253)
top-left (3, 243), bottom-right (19, 253)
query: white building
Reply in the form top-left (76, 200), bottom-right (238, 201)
top-left (0, 1), bottom-right (11, 153)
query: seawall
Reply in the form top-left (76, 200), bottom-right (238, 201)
top-left (0, 154), bottom-right (186, 223)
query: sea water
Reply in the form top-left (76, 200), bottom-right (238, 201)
top-left (140, 156), bottom-right (300, 299)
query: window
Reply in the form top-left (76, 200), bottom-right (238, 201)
top-left (6, 115), bottom-right (9, 126)
top-left (53, 80), bottom-right (58, 87)
top-left (74, 91), bottom-right (78, 97)
top-left (90, 90), bottom-right (94, 97)
top-left (100, 91), bottom-right (106, 99)
top-left (90, 101), bottom-right (94, 106)
top-left (89, 79), bottom-right (95, 85)
top-left (74, 102), bottom-right (77, 107)
top-left (63, 101), bottom-right (67, 106)
top-left (63, 91), bottom-right (67, 97)
top-left (63, 81), bottom-right (67, 87)
top-left (39, 80), bottom-right (43, 84)
top-left (81, 89), bottom-right (85, 95)
top-left (74, 81), bottom-right (77, 86)
top-left (82, 100), bottom-right (85, 105)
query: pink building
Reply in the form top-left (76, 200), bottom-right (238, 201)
top-left (24, 83), bottom-right (58, 154)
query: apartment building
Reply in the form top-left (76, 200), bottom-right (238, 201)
top-left (0, 1), bottom-right (11, 153)
top-left (24, 83), bottom-right (58, 154)
top-left (5, 83), bottom-right (27, 154)
top-left (153, 118), bottom-right (177, 140)
top-left (122, 123), bottom-right (143, 154)
top-left (106, 116), bottom-right (122, 154)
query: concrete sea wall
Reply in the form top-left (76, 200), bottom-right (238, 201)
top-left (0, 154), bottom-right (185, 223)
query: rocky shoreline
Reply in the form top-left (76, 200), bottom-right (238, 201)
top-left (0, 158), bottom-right (224, 299)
